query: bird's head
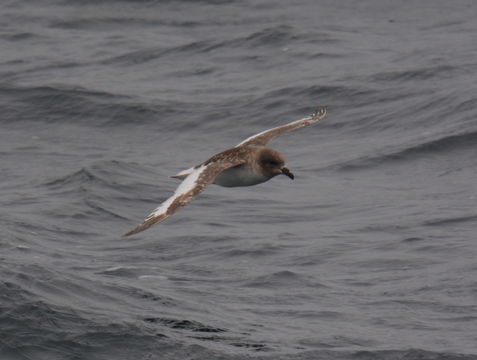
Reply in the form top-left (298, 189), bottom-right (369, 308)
top-left (258, 148), bottom-right (294, 180)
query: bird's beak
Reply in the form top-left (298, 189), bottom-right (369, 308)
top-left (281, 167), bottom-right (294, 180)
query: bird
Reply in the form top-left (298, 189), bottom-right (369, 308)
top-left (123, 107), bottom-right (327, 236)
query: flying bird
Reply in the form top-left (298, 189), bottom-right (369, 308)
top-left (123, 107), bottom-right (327, 236)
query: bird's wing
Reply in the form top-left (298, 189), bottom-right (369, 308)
top-left (122, 153), bottom-right (247, 237)
top-left (236, 107), bottom-right (326, 147)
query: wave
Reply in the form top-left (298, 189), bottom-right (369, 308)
top-left (43, 160), bottom-right (143, 189)
top-left (103, 24), bottom-right (339, 67)
top-left (228, 83), bottom-right (375, 125)
top-left (59, 0), bottom-right (237, 5)
top-left (50, 16), bottom-right (202, 31)
top-left (0, 293), bottom-right (164, 359)
top-left (243, 270), bottom-right (326, 289)
top-left (0, 282), bottom-right (91, 358)
top-left (0, 83), bottom-right (192, 127)
top-left (0, 32), bottom-right (40, 41)
top-left (399, 130), bottom-right (477, 156)
top-left (144, 317), bottom-right (226, 333)
top-left (371, 64), bottom-right (458, 83)
top-left (237, 25), bottom-right (300, 48)
top-left (424, 214), bottom-right (477, 227)
top-left (40, 160), bottom-right (152, 223)
top-left (102, 40), bottom-right (223, 66)
top-left (333, 129), bottom-right (477, 172)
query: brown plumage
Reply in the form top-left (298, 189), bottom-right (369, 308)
top-left (123, 107), bottom-right (326, 236)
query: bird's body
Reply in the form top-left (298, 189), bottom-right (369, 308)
top-left (214, 163), bottom-right (269, 187)
top-left (123, 107), bottom-right (326, 236)
top-left (211, 146), bottom-right (287, 187)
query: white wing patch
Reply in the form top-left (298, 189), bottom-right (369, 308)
top-left (122, 165), bottom-right (206, 236)
top-left (148, 165), bottom-right (205, 219)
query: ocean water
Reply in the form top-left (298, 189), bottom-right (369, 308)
top-left (1, 0), bottom-right (477, 359)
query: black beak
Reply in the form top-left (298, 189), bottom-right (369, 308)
top-left (281, 167), bottom-right (294, 180)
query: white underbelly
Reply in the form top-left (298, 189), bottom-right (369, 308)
top-left (213, 165), bottom-right (268, 187)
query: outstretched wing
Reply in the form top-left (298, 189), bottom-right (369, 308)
top-left (122, 155), bottom-right (247, 237)
top-left (236, 107), bottom-right (326, 147)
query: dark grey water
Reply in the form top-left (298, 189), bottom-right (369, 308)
top-left (1, 1), bottom-right (477, 359)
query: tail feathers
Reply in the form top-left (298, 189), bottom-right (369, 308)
top-left (170, 166), bottom-right (196, 180)
top-left (170, 174), bottom-right (188, 180)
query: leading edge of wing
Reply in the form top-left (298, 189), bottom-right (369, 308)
top-left (235, 107), bottom-right (326, 148)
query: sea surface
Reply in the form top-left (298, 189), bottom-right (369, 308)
top-left (1, 1), bottom-right (477, 359)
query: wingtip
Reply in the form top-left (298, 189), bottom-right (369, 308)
top-left (122, 223), bottom-right (151, 237)
top-left (122, 213), bottom-right (169, 237)
top-left (122, 227), bottom-right (141, 237)
top-left (312, 106), bottom-right (327, 120)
